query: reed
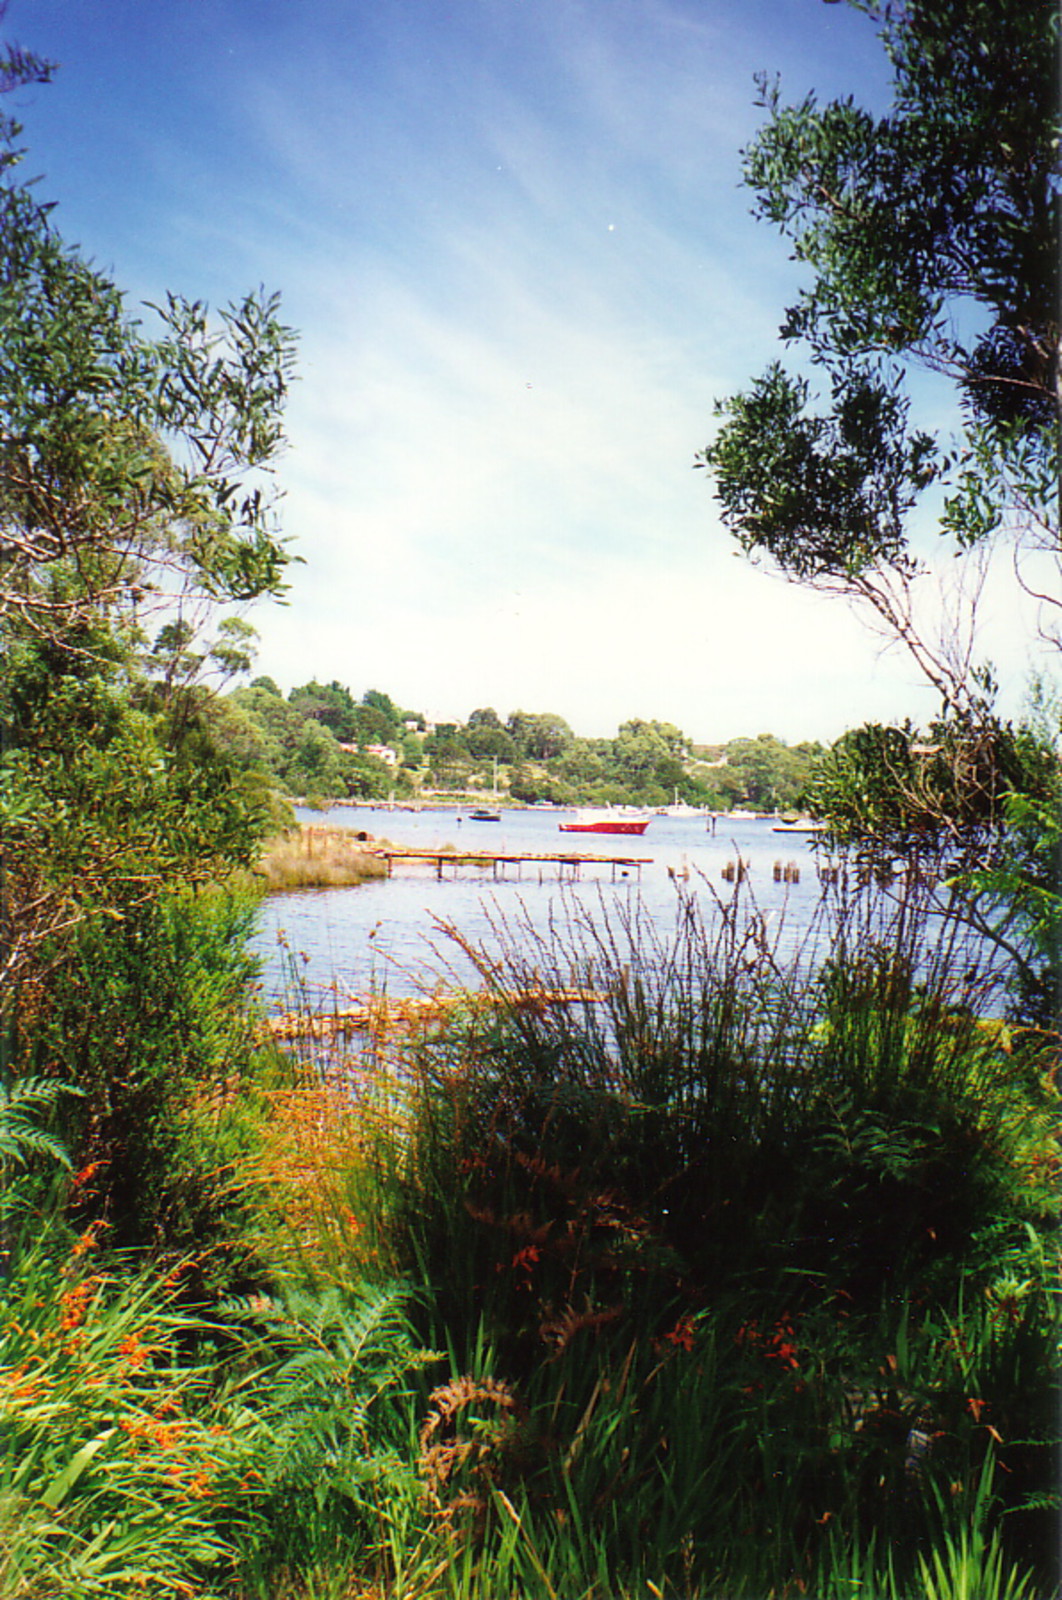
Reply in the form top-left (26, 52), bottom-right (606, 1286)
top-left (257, 826), bottom-right (389, 891)
top-left (374, 876), bottom-right (1060, 1598)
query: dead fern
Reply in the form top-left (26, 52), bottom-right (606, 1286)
top-left (417, 1373), bottom-right (526, 1531)
top-left (538, 1296), bottom-right (623, 1358)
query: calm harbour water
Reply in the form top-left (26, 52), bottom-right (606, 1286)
top-left (251, 805), bottom-right (840, 1007)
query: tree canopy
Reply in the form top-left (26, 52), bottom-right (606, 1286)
top-left (699, 0), bottom-right (1059, 717)
top-left (0, 29), bottom-right (297, 996)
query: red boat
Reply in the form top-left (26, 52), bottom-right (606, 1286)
top-left (558, 810), bottom-right (651, 836)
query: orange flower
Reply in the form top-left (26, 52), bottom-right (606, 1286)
top-left (767, 1338), bottom-right (800, 1369)
top-left (0, 1361), bottom-right (43, 1405)
top-left (118, 1332), bottom-right (149, 1371)
top-left (71, 1161), bottom-right (106, 1191)
top-left (663, 1313), bottom-right (697, 1352)
top-left (507, 1243), bottom-right (541, 1285)
top-left (119, 1416), bottom-right (154, 1441)
top-left (59, 1279), bottom-right (97, 1332)
top-left (151, 1421), bottom-right (186, 1450)
top-left (71, 1220), bottom-right (108, 1258)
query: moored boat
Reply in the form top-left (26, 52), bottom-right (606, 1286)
top-left (558, 810), bottom-right (651, 836)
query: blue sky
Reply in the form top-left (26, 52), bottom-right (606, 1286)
top-left (9, 0), bottom-right (1043, 742)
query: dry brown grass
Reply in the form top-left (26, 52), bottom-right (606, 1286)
top-left (239, 1061), bottom-right (411, 1278)
top-left (257, 825), bottom-right (389, 891)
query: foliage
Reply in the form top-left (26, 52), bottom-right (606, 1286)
top-left (222, 1282), bottom-right (436, 1579)
top-left (0, 1075), bottom-right (78, 1176)
top-left (807, 717), bottom-right (1054, 846)
top-left (0, 1233), bottom-right (241, 1598)
top-left (506, 710), bottom-right (575, 762)
top-left (723, 730), bottom-right (822, 810)
top-left (226, 678), bottom-right (414, 801)
top-left (376, 888), bottom-right (1060, 1597)
top-left (4, 10), bottom-right (1058, 1597)
top-left (0, 646), bottom-right (278, 1000)
top-left (224, 678), bottom-right (802, 807)
top-left (465, 706), bottom-right (518, 763)
top-left (805, 711), bottom-right (1060, 1021)
top-left (961, 786), bottom-right (1062, 1026)
top-left (13, 886), bottom-right (274, 1261)
top-left (0, 205), bottom-right (295, 634)
top-left (698, 0), bottom-right (1061, 1029)
top-left (699, 0), bottom-right (1059, 712)
top-left (0, 22), bottom-right (297, 1008)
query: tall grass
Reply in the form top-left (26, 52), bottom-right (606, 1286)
top-left (378, 874), bottom-right (1060, 1597)
top-left (256, 826), bottom-right (388, 891)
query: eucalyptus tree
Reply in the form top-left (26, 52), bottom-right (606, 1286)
top-left (699, 0), bottom-right (1059, 717)
top-left (0, 66), bottom-right (298, 985)
top-left (0, 26), bottom-right (301, 1239)
top-left (699, 0), bottom-right (1059, 1016)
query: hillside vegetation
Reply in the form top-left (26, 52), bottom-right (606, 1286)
top-left (216, 674), bottom-right (826, 810)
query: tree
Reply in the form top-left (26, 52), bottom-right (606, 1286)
top-left (283, 719), bottom-right (345, 800)
top-left (288, 681), bottom-right (357, 739)
top-left (362, 687), bottom-right (403, 731)
top-left (351, 704), bottom-right (397, 747)
top-left (506, 711), bottom-right (574, 761)
top-left (724, 733), bottom-right (818, 812)
top-left (698, 0), bottom-right (1059, 716)
top-left (806, 718), bottom-right (1049, 849)
top-left (0, 139), bottom-right (296, 979)
top-left (614, 719), bottom-right (689, 800)
top-left (466, 708), bottom-right (517, 763)
top-left (555, 737), bottom-right (610, 789)
top-left (0, 236), bottom-right (295, 634)
top-left (698, 0), bottom-right (1060, 1020)
top-left (424, 723), bottom-right (473, 787)
top-left (0, 30), bottom-right (300, 1240)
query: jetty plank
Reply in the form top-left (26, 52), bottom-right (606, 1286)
top-left (369, 847), bottom-right (650, 881)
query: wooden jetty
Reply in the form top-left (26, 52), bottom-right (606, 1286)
top-left (368, 847), bottom-right (650, 882)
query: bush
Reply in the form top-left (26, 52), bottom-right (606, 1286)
top-left (16, 888), bottom-right (276, 1270)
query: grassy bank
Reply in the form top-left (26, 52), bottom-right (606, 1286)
top-left (257, 824), bottom-right (390, 890)
top-left (3, 879), bottom-right (1058, 1598)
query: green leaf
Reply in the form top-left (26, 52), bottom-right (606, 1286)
top-left (40, 1429), bottom-right (116, 1509)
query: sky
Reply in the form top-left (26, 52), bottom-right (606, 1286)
top-left (7, 0), bottom-right (1047, 744)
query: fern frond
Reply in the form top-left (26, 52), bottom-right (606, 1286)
top-left (0, 1077), bottom-right (82, 1171)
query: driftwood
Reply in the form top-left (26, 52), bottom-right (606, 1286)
top-left (266, 987), bottom-right (607, 1043)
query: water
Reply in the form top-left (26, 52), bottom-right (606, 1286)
top-left (251, 805), bottom-right (836, 1007)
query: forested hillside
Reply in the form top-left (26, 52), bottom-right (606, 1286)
top-left (216, 674), bottom-right (826, 809)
